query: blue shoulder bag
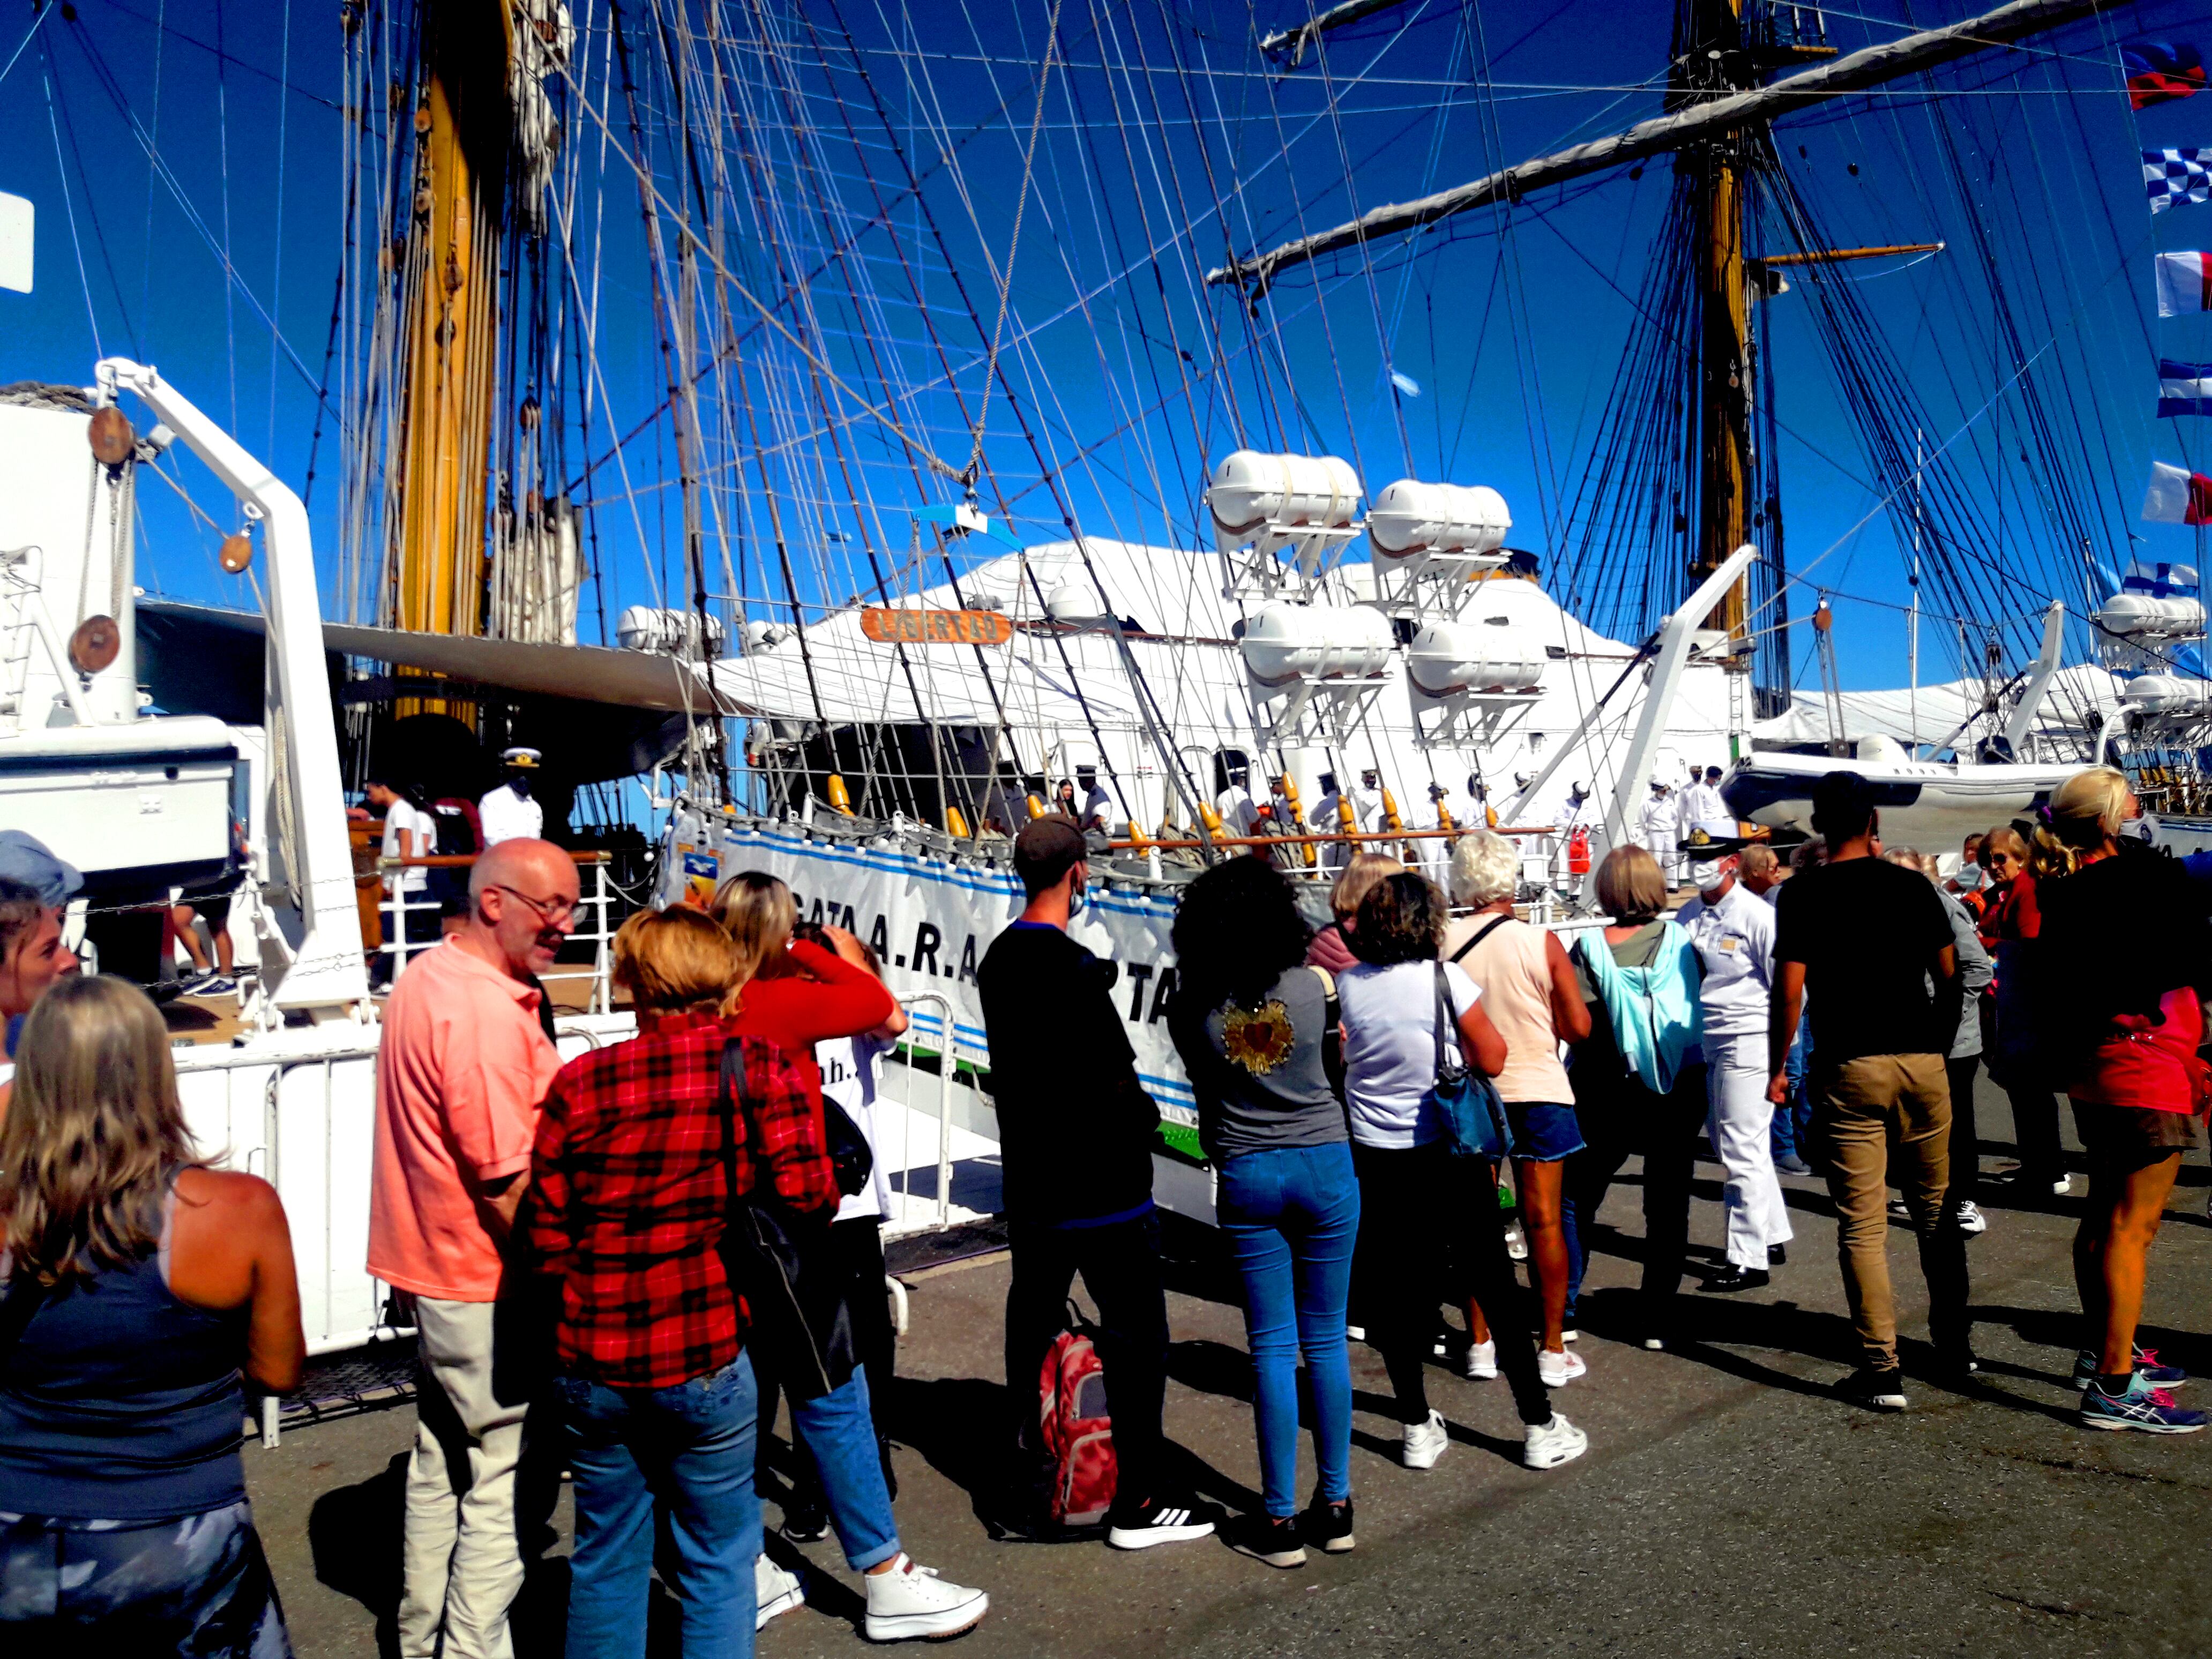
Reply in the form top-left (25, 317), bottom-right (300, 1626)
top-left (1424, 948), bottom-right (1513, 1162)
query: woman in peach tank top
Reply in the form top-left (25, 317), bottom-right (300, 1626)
top-left (1443, 834), bottom-right (1592, 1380)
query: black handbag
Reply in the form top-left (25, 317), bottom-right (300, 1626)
top-left (823, 1092), bottom-right (875, 1200)
top-left (714, 1038), bottom-right (858, 1403)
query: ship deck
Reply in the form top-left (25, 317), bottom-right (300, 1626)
top-left (248, 1070), bottom-right (2212, 1657)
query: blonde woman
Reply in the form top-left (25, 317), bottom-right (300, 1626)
top-left (2030, 769), bottom-right (2209, 1431)
top-left (1444, 832), bottom-right (1591, 1378)
top-left (1307, 851), bottom-right (1403, 973)
top-left (1563, 846), bottom-right (1707, 1350)
top-left (0, 976), bottom-right (302, 1653)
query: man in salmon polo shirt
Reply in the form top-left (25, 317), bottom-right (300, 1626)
top-left (369, 838), bottom-right (578, 1659)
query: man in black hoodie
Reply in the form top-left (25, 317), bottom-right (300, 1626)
top-left (978, 814), bottom-right (1215, 1549)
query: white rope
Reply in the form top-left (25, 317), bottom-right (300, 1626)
top-left (963, 0), bottom-right (1066, 485)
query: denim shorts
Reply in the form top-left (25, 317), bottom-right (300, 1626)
top-left (1504, 1100), bottom-right (1585, 1162)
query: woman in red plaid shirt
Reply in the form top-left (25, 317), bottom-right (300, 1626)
top-left (524, 906), bottom-right (986, 1654)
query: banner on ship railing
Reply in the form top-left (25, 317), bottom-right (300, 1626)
top-left (671, 821), bottom-right (1199, 1123)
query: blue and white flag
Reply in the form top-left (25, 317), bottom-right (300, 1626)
top-left (1388, 369), bottom-right (1422, 398)
top-left (2159, 359), bottom-right (2212, 416)
top-left (2146, 148), bottom-right (2212, 213)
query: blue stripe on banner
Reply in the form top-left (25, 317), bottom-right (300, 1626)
top-left (723, 827), bottom-right (1178, 921)
top-left (2159, 397), bottom-right (2212, 417)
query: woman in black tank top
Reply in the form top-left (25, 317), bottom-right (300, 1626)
top-left (0, 975), bottom-right (303, 1654)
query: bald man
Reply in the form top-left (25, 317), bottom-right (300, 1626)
top-left (369, 838), bottom-right (577, 1659)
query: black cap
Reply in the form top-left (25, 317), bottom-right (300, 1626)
top-left (1014, 813), bottom-right (1087, 895)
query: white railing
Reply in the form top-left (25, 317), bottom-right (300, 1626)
top-left (881, 991), bottom-right (959, 1242)
top-left (378, 849), bottom-right (619, 1013)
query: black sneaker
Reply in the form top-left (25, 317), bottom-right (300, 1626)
top-left (1105, 1496), bottom-right (1219, 1550)
top-left (1767, 1244), bottom-right (1788, 1267)
top-left (1935, 1346), bottom-right (1982, 1382)
top-left (1224, 1512), bottom-right (1305, 1568)
top-left (1298, 1496), bottom-right (1355, 1555)
top-left (780, 1500), bottom-right (829, 1544)
top-left (1839, 1365), bottom-right (1909, 1411)
top-left (1703, 1265), bottom-right (1770, 1294)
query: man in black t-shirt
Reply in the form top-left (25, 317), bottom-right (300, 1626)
top-left (977, 815), bottom-right (1216, 1550)
top-left (1770, 772), bottom-right (1970, 1409)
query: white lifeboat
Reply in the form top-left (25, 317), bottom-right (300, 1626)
top-left (1238, 601), bottom-right (1394, 686)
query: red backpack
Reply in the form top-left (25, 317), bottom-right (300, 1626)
top-left (1038, 1316), bottom-right (1117, 1528)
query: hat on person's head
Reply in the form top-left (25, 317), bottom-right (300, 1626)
top-left (1013, 813), bottom-right (1086, 896)
top-left (1679, 819), bottom-right (1754, 861)
top-left (500, 746), bottom-right (543, 769)
top-left (0, 831), bottom-right (84, 910)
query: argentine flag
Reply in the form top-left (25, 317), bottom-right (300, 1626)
top-left (2158, 359), bottom-right (2212, 417)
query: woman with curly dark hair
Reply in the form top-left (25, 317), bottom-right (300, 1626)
top-left (1335, 873), bottom-right (1586, 1475)
top-left (1168, 857), bottom-right (1357, 1567)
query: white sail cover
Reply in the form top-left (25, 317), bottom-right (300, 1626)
top-left (1750, 664), bottom-right (2122, 752)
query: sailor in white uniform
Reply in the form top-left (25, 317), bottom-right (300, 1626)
top-left (1214, 767), bottom-right (1259, 838)
top-left (1677, 766), bottom-right (1729, 840)
top-left (479, 746), bottom-right (545, 847)
top-left (1640, 780), bottom-right (1680, 887)
top-left (1076, 766), bottom-right (1115, 836)
top-left (1675, 822), bottom-right (1792, 1291)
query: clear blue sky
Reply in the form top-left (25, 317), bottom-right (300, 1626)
top-left (1, 0), bottom-right (2203, 699)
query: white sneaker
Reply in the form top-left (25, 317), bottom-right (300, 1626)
top-left (1401, 1409), bottom-right (1449, 1469)
top-left (1523, 1413), bottom-right (1589, 1470)
top-left (1954, 1201), bottom-right (1987, 1235)
top-left (756, 1556), bottom-right (805, 1630)
top-left (1461, 1339), bottom-right (1498, 1380)
top-left (862, 1555), bottom-right (989, 1643)
top-left (1504, 1223), bottom-right (1529, 1261)
top-left (2051, 1172), bottom-right (2072, 1196)
top-left (1537, 1347), bottom-right (1587, 1387)
top-left (1346, 1322), bottom-right (1365, 1343)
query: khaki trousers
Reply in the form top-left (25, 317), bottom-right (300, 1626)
top-left (1811, 1053), bottom-right (1972, 1368)
top-left (400, 1296), bottom-right (534, 1659)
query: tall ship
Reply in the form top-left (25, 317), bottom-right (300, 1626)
top-left (1, 0), bottom-right (2201, 1354)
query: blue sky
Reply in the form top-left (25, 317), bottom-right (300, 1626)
top-left (2, 0), bottom-right (2206, 701)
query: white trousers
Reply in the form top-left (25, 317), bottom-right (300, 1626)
top-left (1705, 1030), bottom-right (1793, 1268)
top-left (401, 1296), bottom-right (534, 1659)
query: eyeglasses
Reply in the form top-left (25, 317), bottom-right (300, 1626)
top-left (490, 884), bottom-right (579, 925)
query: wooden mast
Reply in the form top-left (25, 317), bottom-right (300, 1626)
top-left (390, 0), bottom-right (513, 720)
top-left (1681, 0), bottom-right (1754, 647)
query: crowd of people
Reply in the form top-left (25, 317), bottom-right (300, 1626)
top-left (3, 758), bottom-right (2210, 1651)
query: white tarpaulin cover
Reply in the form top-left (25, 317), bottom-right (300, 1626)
top-left (1751, 664), bottom-right (2123, 752)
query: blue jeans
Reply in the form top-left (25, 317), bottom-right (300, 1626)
top-left (790, 1370), bottom-right (901, 1571)
top-left (1772, 1030), bottom-right (1812, 1160)
top-left (1217, 1141), bottom-right (1361, 1517)
top-left (558, 1352), bottom-right (760, 1659)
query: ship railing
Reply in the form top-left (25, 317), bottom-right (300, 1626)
top-left (881, 991), bottom-right (960, 1246)
top-left (377, 850), bottom-right (619, 1013)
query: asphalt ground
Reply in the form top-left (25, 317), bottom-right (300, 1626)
top-left (250, 1072), bottom-right (2212, 1658)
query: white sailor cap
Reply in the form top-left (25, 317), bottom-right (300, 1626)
top-left (500, 746), bottom-right (543, 769)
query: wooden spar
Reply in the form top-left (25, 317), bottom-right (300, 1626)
top-left (1259, 0), bottom-right (1415, 67)
top-left (1755, 241), bottom-right (1946, 266)
top-left (390, 0), bottom-right (515, 721)
top-left (1105, 825), bottom-right (1559, 852)
top-left (1205, 0), bottom-right (2129, 291)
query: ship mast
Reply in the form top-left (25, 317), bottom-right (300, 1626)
top-left (388, 1), bottom-right (517, 719)
top-left (1679, 0), bottom-right (1757, 646)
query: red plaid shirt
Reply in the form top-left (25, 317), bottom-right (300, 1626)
top-left (522, 1011), bottom-right (838, 1389)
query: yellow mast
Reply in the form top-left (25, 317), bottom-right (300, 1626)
top-left (390, 1), bottom-right (513, 720)
top-left (1685, 0), bottom-right (1753, 650)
